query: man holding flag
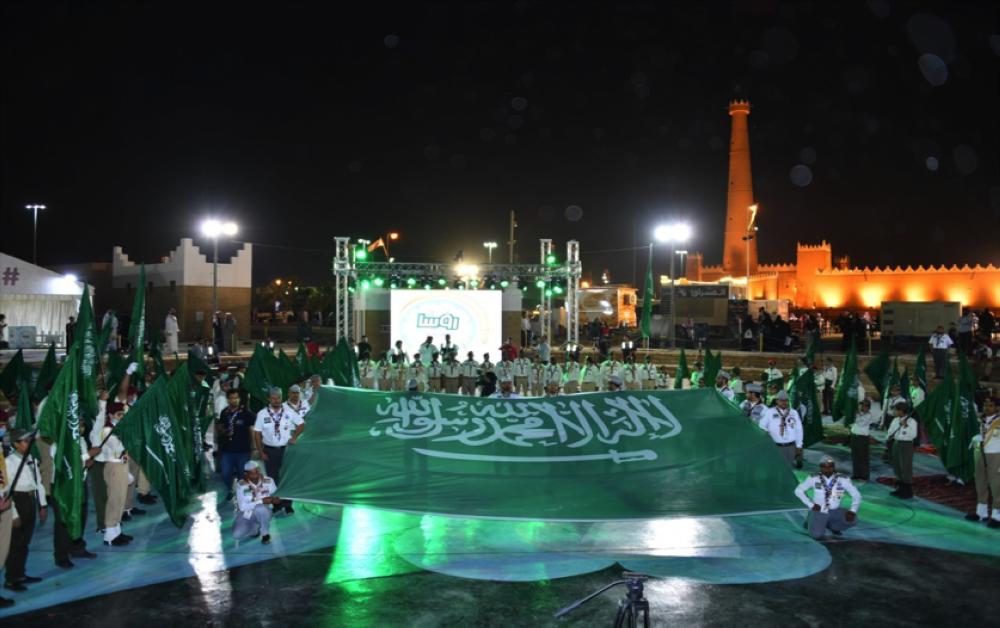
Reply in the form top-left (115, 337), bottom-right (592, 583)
top-left (3, 429), bottom-right (47, 591)
top-left (965, 397), bottom-right (1000, 528)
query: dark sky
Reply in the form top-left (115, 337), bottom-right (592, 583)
top-left (3, 1), bottom-right (998, 286)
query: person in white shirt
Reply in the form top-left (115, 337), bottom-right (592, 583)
top-left (164, 308), bottom-right (180, 355)
top-left (418, 336), bottom-right (438, 365)
top-left (4, 429), bottom-right (49, 589)
top-left (580, 356), bottom-right (601, 392)
top-left (639, 356), bottom-right (658, 390)
top-left (375, 354), bottom-right (392, 391)
top-left (729, 367), bottom-right (744, 398)
top-left (741, 384), bottom-right (767, 424)
top-left (513, 350), bottom-right (533, 395)
top-left (850, 398), bottom-right (880, 481)
top-left (284, 385), bottom-right (311, 421)
top-left (460, 352), bottom-right (479, 396)
top-left (304, 374), bottom-right (323, 406)
top-left (715, 371), bottom-right (735, 402)
top-left (530, 358), bottom-right (546, 397)
top-left (233, 461), bottom-right (280, 544)
top-left (442, 354), bottom-right (461, 394)
top-left (794, 457), bottom-right (862, 540)
top-left (562, 356), bottom-right (581, 394)
top-left (88, 404), bottom-right (132, 548)
top-left (880, 384), bottom-right (906, 430)
top-left (928, 325), bottom-right (953, 379)
top-left (492, 376), bottom-right (522, 399)
top-left (886, 401), bottom-right (918, 499)
top-left (254, 388), bottom-right (304, 514)
top-left (426, 354), bottom-right (443, 393)
top-left (821, 357), bottom-right (837, 415)
top-left (542, 381), bottom-right (563, 397)
top-left (761, 390), bottom-right (803, 467)
top-left (622, 357), bottom-right (640, 391)
top-left (966, 397), bottom-right (1000, 527)
top-left (358, 357), bottom-right (377, 390)
top-left (762, 359), bottom-right (782, 386)
top-left (536, 336), bottom-right (551, 363)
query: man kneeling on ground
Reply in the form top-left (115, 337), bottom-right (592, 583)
top-left (233, 461), bottom-right (279, 545)
top-left (794, 456), bottom-right (862, 540)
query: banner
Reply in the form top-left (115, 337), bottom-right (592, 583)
top-left (279, 388), bottom-right (803, 520)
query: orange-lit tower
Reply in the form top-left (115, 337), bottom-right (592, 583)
top-left (723, 99), bottom-right (757, 276)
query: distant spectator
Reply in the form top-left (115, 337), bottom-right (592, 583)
top-left (66, 316), bottom-right (76, 348)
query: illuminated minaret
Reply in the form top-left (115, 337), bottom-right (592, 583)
top-left (723, 99), bottom-right (757, 276)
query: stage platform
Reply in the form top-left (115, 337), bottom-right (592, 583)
top-left (2, 442), bottom-right (999, 626)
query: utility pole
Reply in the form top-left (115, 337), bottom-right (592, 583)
top-left (507, 210), bottom-right (517, 263)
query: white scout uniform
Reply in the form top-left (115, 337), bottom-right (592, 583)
top-left (283, 398), bottom-right (311, 422)
top-left (970, 412), bottom-right (1000, 522)
top-left (530, 362), bottom-right (546, 396)
top-left (639, 362), bottom-right (657, 390)
top-left (850, 407), bottom-right (880, 437)
top-left (761, 406), bottom-right (803, 466)
top-left (599, 360), bottom-right (622, 391)
top-left (460, 359), bottom-right (480, 396)
top-left (359, 360), bottom-right (377, 389)
top-left (544, 363), bottom-right (563, 388)
top-left (763, 367), bottom-right (782, 383)
top-left (375, 361), bottom-right (392, 391)
top-left (442, 360), bottom-right (461, 394)
top-left (562, 361), bottom-right (581, 394)
top-left (233, 475), bottom-right (278, 540)
top-left (718, 385), bottom-right (735, 401)
top-left (426, 361), bottom-right (444, 392)
top-left (418, 342), bottom-right (437, 365)
top-left (622, 364), bottom-right (640, 390)
top-left (794, 472), bottom-right (862, 539)
top-left (580, 364), bottom-right (601, 392)
top-left (254, 406), bottom-right (304, 448)
top-left (741, 399), bottom-right (767, 424)
top-left (406, 362), bottom-right (427, 392)
top-left (90, 419), bottom-right (129, 543)
top-left (513, 357), bottom-right (533, 395)
top-left (495, 361), bottom-right (514, 384)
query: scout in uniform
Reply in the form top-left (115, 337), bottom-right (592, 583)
top-left (0, 437), bottom-right (14, 607)
top-left (623, 357), bottom-right (640, 391)
top-left (530, 357), bottom-right (546, 397)
top-left (639, 356), bottom-right (658, 390)
top-left (580, 356), bottom-right (601, 392)
top-left (359, 356), bottom-right (377, 390)
top-left (544, 362), bottom-right (563, 394)
top-left (442, 355), bottom-right (461, 394)
top-left (794, 457), bottom-right (862, 540)
top-left (4, 429), bottom-right (48, 591)
top-left (233, 461), bottom-right (279, 544)
top-left (689, 361), bottom-right (704, 389)
top-left (729, 367), bottom-right (745, 401)
top-left (562, 356), bottom-right (581, 394)
top-left (513, 350), bottom-right (533, 396)
top-left (716, 371), bottom-right (735, 401)
top-left (965, 397), bottom-right (1000, 527)
top-left (460, 352), bottom-right (480, 396)
top-left (89, 404), bottom-right (133, 548)
top-left (885, 401), bottom-right (918, 499)
top-left (253, 388), bottom-right (304, 513)
top-left (763, 359), bottom-right (783, 386)
top-left (406, 354), bottom-right (427, 392)
top-left (849, 398), bottom-right (880, 481)
top-left (375, 354), bottom-right (392, 392)
top-left (426, 353), bottom-right (444, 393)
top-left (761, 390), bottom-right (803, 467)
top-left (740, 384), bottom-right (767, 426)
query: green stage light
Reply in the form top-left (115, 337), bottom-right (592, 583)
top-left (373, 277), bottom-right (385, 287)
top-left (544, 288), bottom-right (553, 296)
top-left (546, 254), bottom-right (557, 265)
top-left (438, 277), bottom-right (447, 286)
top-left (423, 283), bottom-right (431, 290)
top-left (406, 277), bottom-right (417, 287)
top-left (356, 248), bottom-right (368, 261)
top-left (360, 278), bottom-right (371, 290)
top-left (389, 280), bottom-right (398, 289)
top-left (470, 279), bottom-right (479, 288)
top-left (553, 285), bottom-right (564, 294)
top-left (500, 279), bottom-right (510, 288)
top-left (535, 278), bottom-right (546, 289)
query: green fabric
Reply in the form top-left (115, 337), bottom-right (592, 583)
top-left (186, 349), bottom-right (215, 386)
top-left (105, 351), bottom-right (126, 397)
top-left (674, 348), bottom-right (689, 390)
top-left (863, 343), bottom-right (890, 391)
top-left (946, 352), bottom-right (979, 482)
top-left (113, 377), bottom-right (194, 527)
top-left (32, 344), bottom-right (59, 402)
top-left (244, 344), bottom-right (298, 407)
top-left (165, 363), bottom-right (198, 489)
top-left (75, 284), bottom-right (101, 428)
top-left (702, 348), bottom-right (721, 388)
top-left (914, 344), bottom-right (927, 392)
top-left (916, 369), bottom-right (954, 468)
top-left (833, 342), bottom-right (859, 424)
top-left (149, 340), bottom-right (167, 380)
top-left (328, 337), bottom-right (360, 386)
top-left (639, 244), bottom-right (653, 340)
top-left (0, 349), bottom-right (30, 399)
top-left (127, 264), bottom-right (147, 387)
top-left (296, 343), bottom-right (310, 378)
top-left (14, 382), bottom-right (33, 432)
top-left (279, 388), bottom-right (803, 520)
top-left (278, 349), bottom-right (301, 385)
top-left (35, 344), bottom-right (85, 539)
top-left (791, 366), bottom-right (823, 447)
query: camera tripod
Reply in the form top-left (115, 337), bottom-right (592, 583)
top-left (554, 571), bottom-right (651, 627)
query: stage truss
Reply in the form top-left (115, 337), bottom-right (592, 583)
top-left (332, 237), bottom-right (581, 347)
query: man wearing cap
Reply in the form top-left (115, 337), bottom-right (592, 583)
top-left (849, 398), bottom-right (880, 481)
top-left (4, 429), bottom-right (47, 591)
top-left (716, 371), bottom-right (735, 401)
top-left (606, 374), bottom-right (624, 392)
top-left (639, 356), bottom-right (658, 391)
top-left (794, 457), bottom-right (862, 540)
top-left (492, 376), bottom-right (522, 399)
top-left (761, 390), bottom-right (803, 467)
top-left (886, 401), bottom-right (918, 499)
top-left (442, 354), bottom-right (461, 394)
top-left (741, 384), bottom-right (767, 426)
top-left (233, 461), bottom-right (280, 544)
top-left (965, 397), bottom-right (1000, 527)
top-left (254, 388), bottom-right (304, 514)
top-left (284, 384), bottom-right (311, 422)
top-left (460, 352), bottom-right (480, 396)
top-left (543, 381), bottom-right (562, 398)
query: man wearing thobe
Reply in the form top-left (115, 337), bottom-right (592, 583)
top-left (254, 388), bottom-right (304, 514)
top-left (965, 397), bottom-right (1000, 527)
top-left (4, 430), bottom-right (48, 591)
top-left (928, 325), bottom-right (953, 379)
top-left (418, 337), bottom-right (437, 365)
top-left (761, 391), bottom-right (803, 467)
top-left (794, 457), bottom-right (862, 540)
top-left (165, 308), bottom-right (180, 355)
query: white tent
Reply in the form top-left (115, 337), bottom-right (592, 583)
top-left (0, 251), bottom-right (88, 346)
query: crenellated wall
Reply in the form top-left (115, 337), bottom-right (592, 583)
top-left (802, 263), bottom-right (1000, 309)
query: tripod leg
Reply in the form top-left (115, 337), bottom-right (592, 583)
top-left (614, 601), bottom-right (627, 628)
top-left (630, 602), bottom-right (639, 628)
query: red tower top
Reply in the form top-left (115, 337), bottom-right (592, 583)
top-left (722, 99), bottom-right (757, 277)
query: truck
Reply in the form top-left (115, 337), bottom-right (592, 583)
top-left (881, 301), bottom-right (961, 340)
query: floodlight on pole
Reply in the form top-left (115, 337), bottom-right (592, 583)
top-left (200, 218), bottom-right (239, 324)
top-left (25, 204), bottom-right (46, 264)
top-left (483, 241), bottom-right (498, 264)
top-left (653, 221), bottom-right (692, 349)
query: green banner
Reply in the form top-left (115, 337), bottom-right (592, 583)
top-left (279, 388), bottom-right (803, 520)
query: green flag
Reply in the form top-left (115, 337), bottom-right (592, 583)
top-left (105, 351), bottom-right (127, 397)
top-left (149, 340), bottom-right (167, 381)
top-left (75, 284), bottom-right (101, 429)
top-left (674, 348), bottom-right (689, 390)
top-left (0, 349), bottom-right (31, 399)
top-left (244, 343), bottom-right (296, 408)
top-left (278, 349), bottom-right (301, 386)
top-left (639, 244), bottom-right (653, 341)
top-left (14, 382), bottom-right (33, 432)
top-left (329, 337), bottom-right (360, 386)
top-left (127, 264), bottom-right (147, 386)
top-left (832, 342), bottom-right (859, 424)
top-left (165, 362), bottom-right (197, 486)
top-left (945, 352), bottom-right (979, 482)
top-left (113, 377), bottom-right (194, 527)
top-left (186, 348), bottom-right (215, 387)
top-left (863, 343), bottom-right (890, 391)
top-left (278, 387), bottom-right (804, 520)
top-left (32, 344), bottom-right (59, 402)
top-left (296, 343), bottom-right (310, 378)
top-left (703, 347), bottom-right (721, 388)
top-left (791, 365), bottom-right (824, 447)
top-left (916, 371), bottom-right (954, 468)
top-left (913, 344), bottom-right (928, 392)
top-left (35, 344), bottom-right (85, 539)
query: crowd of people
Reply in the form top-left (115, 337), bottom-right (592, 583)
top-left (1, 321), bottom-right (998, 609)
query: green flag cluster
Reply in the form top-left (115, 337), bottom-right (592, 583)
top-left (326, 337), bottom-right (360, 387)
top-left (832, 342), bottom-right (859, 425)
top-left (639, 244), bottom-right (653, 341)
top-left (674, 348), bottom-right (689, 390)
top-left (791, 365), bottom-right (824, 447)
top-left (32, 344), bottom-right (59, 402)
top-left (703, 348), bottom-right (723, 388)
top-left (0, 349), bottom-right (30, 399)
top-left (916, 352), bottom-right (979, 483)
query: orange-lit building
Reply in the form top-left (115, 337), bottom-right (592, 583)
top-left (685, 100), bottom-right (1000, 311)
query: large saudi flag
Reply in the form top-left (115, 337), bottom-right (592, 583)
top-left (279, 388), bottom-right (803, 520)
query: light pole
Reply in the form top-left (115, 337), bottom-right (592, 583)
top-left (654, 222), bottom-right (692, 349)
top-left (483, 241), bottom-right (498, 264)
top-left (201, 219), bottom-right (239, 320)
top-left (25, 204), bottom-right (46, 264)
top-left (744, 203), bottom-right (758, 300)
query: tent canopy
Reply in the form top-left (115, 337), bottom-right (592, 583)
top-left (0, 252), bottom-right (88, 342)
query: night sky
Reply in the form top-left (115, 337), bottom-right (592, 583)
top-left (3, 1), bottom-right (998, 286)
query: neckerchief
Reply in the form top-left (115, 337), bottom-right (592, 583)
top-left (982, 414), bottom-right (1000, 445)
top-left (821, 473), bottom-right (838, 510)
top-left (268, 406), bottom-right (284, 439)
top-left (225, 406), bottom-right (241, 440)
top-left (777, 407), bottom-right (790, 437)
